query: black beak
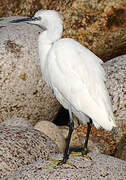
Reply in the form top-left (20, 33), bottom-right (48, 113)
top-left (0, 26), bottom-right (5, 28)
top-left (10, 17), bottom-right (39, 23)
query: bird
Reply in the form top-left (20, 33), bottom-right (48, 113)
top-left (11, 10), bottom-right (116, 164)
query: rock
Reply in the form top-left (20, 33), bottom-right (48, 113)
top-left (34, 121), bottom-right (66, 153)
top-left (8, 153), bottom-right (126, 180)
top-left (104, 55), bottom-right (126, 130)
top-left (0, 0), bottom-right (49, 17)
top-left (0, 1), bottom-right (126, 61)
top-left (114, 134), bottom-right (126, 161)
top-left (0, 118), bottom-right (33, 128)
top-left (103, 54), bottom-right (126, 145)
top-left (0, 125), bottom-right (59, 179)
top-left (0, 16), bottom-right (60, 125)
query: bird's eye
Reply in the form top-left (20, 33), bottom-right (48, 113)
top-left (36, 16), bottom-right (41, 21)
top-left (32, 16), bottom-right (41, 21)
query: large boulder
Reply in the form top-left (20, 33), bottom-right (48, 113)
top-left (0, 117), bottom-right (33, 128)
top-left (0, 125), bottom-right (59, 179)
top-left (103, 54), bottom-right (126, 142)
top-left (103, 54), bottom-right (126, 159)
top-left (0, 16), bottom-right (60, 125)
top-left (8, 153), bottom-right (126, 180)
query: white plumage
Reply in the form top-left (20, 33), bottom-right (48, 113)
top-left (32, 10), bottom-right (116, 131)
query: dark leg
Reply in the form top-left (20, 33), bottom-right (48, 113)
top-left (82, 118), bottom-right (92, 155)
top-left (58, 106), bottom-right (74, 164)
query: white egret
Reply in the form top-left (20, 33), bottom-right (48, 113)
top-left (11, 10), bottom-right (116, 164)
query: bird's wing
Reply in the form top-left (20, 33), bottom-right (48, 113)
top-left (47, 38), bottom-right (115, 130)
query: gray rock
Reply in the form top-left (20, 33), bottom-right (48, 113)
top-left (0, 16), bottom-right (60, 125)
top-left (103, 55), bottom-right (126, 143)
top-left (0, 118), bottom-right (33, 128)
top-left (8, 153), bottom-right (126, 180)
top-left (104, 55), bottom-right (126, 127)
top-left (0, 125), bottom-right (59, 179)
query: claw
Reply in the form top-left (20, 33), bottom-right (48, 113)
top-left (82, 147), bottom-right (88, 156)
top-left (82, 154), bottom-right (92, 160)
top-left (41, 157), bottom-right (77, 169)
top-left (41, 163), bottom-right (58, 169)
top-left (70, 151), bottom-right (92, 160)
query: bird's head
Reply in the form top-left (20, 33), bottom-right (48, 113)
top-left (10, 10), bottom-right (63, 32)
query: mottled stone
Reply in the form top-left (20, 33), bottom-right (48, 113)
top-left (8, 153), bottom-right (126, 180)
top-left (0, 118), bottom-right (33, 128)
top-left (34, 121), bottom-right (66, 153)
top-left (103, 55), bottom-right (126, 143)
top-left (114, 134), bottom-right (126, 161)
top-left (0, 16), bottom-right (60, 125)
top-left (0, 125), bottom-right (59, 179)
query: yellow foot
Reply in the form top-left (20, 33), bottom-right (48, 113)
top-left (41, 157), bottom-right (77, 169)
top-left (70, 151), bottom-right (92, 160)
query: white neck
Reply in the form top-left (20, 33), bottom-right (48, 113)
top-left (38, 21), bottom-right (63, 81)
top-left (39, 18), bottom-right (63, 43)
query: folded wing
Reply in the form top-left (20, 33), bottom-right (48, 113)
top-left (47, 38), bottom-right (116, 130)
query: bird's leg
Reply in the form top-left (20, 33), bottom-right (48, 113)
top-left (41, 106), bottom-right (76, 169)
top-left (70, 118), bottom-right (92, 160)
top-left (58, 106), bottom-right (74, 165)
top-left (82, 118), bottom-right (92, 158)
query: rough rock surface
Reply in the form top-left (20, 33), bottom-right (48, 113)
top-left (8, 153), bottom-right (126, 180)
top-left (0, 0), bottom-right (126, 60)
top-left (0, 117), bottom-right (33, 128)
top-left (34, 121), bottom-right (66, 153)
top-left (0, 16), bottom-right (60, 125)
top-left (0, 125), bottom-right (59, 179)
top-left (114, 134), bottom-right (126, 161)
top-left (103, 55), bottom-right (126, 144)
top-left (104, 55), bottom-right (126, 130)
